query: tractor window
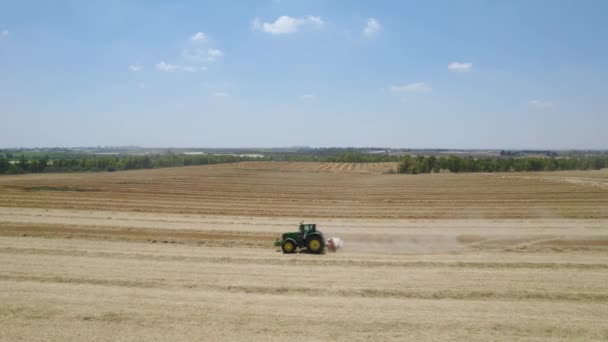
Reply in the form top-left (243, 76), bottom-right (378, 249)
top-left (300, 224), bottom-right (313, 238)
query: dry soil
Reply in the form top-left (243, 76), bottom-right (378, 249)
top-left (1, 162), bottom-right (607, 341)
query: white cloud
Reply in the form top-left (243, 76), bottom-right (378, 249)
top-left (156, 61), bottom-right (179, 71)
top-left (200, 66), bottom-right (208, 71)
top-left (252, 15), bottom-right (324, 35)
top-left (182, 48), bottom-right (223, 62)
top-left (0, 30), bottom-right (8, 38)
top-left (212, 92), bottom-right (229, 97)
top-left (363, 18), bottom-right (380, 37)
top-left (448, 62), bottom-right (473, 72)
top-left (390, 82), bottom-right (432, 94)
top-left (190, 32), bottom-right (207, 42)
top-left (207, 48), bottom-right (223, 61)
top-left (300, 94), bottom-right (316, 100)
top-left (307, 16), bottom-right (323, 26)
top-left (156, 61), bottom-right (180, 72)
top-left (255, 16), bottom-right (297, 34)
top-left (156, 61), bottom-right (197, 72)
top-left (528, 99), bottom-right (554, 109)
top-left (128, 64), bottom-right (142, 72)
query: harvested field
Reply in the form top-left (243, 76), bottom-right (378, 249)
top-left (1, 162), bottom-right (607, 219)
top-left (234, 161), bottom-right (398, 173)
top-left (1, 163), bottom-right (608, 341)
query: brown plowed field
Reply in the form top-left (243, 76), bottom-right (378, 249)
top-left (1, 163), bottom-right (608, 341)
top-left (0, 162), bottom-right (606, 219)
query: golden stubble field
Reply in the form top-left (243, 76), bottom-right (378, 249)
top-left (1, 162), bottom-right (608, 341)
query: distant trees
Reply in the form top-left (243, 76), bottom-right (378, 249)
top-left (0, 156), bottom-right (9, 174)
top-left (270, 152), bottom-right (608, 174)
top-left (0, 153), bottom-right (257, 175)
top-left (0, 155), bottom-right (50, 174)
top-left (396, 155), bottom-right (608, 174)
top-left (1, 151), bottom-right (607, 176)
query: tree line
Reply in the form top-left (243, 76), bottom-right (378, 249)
top-left (0, 154), bottom-right (254, 174)
top-left (396, 155), bottom-right (608, 174)
top-left (1, 152), bottom-right (607, 175)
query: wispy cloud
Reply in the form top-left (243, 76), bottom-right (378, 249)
top-left (307, 16), bottom-right (323, 26)
top-left (252, 15), bottom-right (324, 35)
top-left (182, 48), bottom-right (224, 62)
top-left (155, 32), bottom-right (222, 73)
top-left (448, 62), bottom-right (473, 72)
top-left (207, 48), bottom-right (223, 61)
top-left (182, 49), bottom-right (205, 60)
top-left (156, 61), bottom-right (179, 72)
top-left (0, 30), bottom-right (8, 38)
top-left (528, 99), bottom-right (554, 109)
top-left (128, 64), bottom-right (142, 72)
top-left (300, 94), bottom-right (316, 100)
top-left (190, 32), bottom-right (207, 42)
top-left (363, 18), bottom-right (380, 37)
top-left (212, 92), bottom-right (229, 97)
top-left (390, 82), bottom-right (432, 94)
top-left (156, 61), bottom-right (196, 72)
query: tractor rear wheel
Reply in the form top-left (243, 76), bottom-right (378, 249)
top-left (306, 236), bottom-right (324, 254)
top-left (281, 240), bottom-right (296, 254)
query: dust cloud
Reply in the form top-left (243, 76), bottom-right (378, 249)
top-left (340, 233), bottom-right (464, 254)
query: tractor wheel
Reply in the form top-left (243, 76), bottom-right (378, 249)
top-left (306, 236), bottom-right (324, 254)
top-left (281, 240), bottom-right (296, 254)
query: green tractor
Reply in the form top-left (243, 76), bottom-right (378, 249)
top-left (274, 223), bottom-right (325, 254)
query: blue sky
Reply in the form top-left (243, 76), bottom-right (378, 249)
top-left (1, 0), bottom-right (607, 148)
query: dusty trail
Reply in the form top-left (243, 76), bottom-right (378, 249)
top-left (1, 163), bottom-right (608, 341)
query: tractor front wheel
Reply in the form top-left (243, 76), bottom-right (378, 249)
top-left (306, 236), bottom-right (324, 254)
top-left (281, 240), bottom-right (296, 254)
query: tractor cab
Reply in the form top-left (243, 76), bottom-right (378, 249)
top-left (299, 223), bottom-right (316, 239)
